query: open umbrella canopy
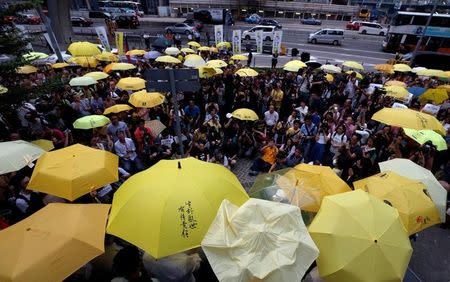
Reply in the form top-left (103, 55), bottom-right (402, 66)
top-left (408, 86), bottom-right (427, 96)
top-left (51, 62), bottom-right (70, 69)
top-left (0, 84), bottom-right (7, 94)
top-left (17, 65), bottom-right (38, 74)
top-left (73, 115), bottom-right (110, 129)
top-left (379, 158), bottom-right (448, 222)
top-left (353, 171), bottom-right (441, 235)
top-left (69, 76), bottom-right (97, 87)
top-left (0, 140), bottom-right (45, 175)
top-left (372, 107), bottom-right (446, 135)
top-left (68, 56), bottom-right (98, 68)
top-left (230, 54), bottom-right (248, 61)
top-left (412, 66), bottom-right (427, 73)
top-left (325, 73), bottom-right (334, 82)
top-left (206, 59), bottom-right (228, 68)
top-left (437, 84), bottom-right (450, 93)
top-left (393, 63), bottom-right (412, 72)
top-left (31, 139), bottom-right (54, 152)
top-left (187, 41), bottom-right (201, 48)
top-left (309, 190), bottom-right (412, 282)
top-left (180, 47), bottom-right (195, 54)
top-left (129, 90), bottom-right (165, 108)
top-left (198, 46), bottom-right (212, 51)
top-left (283, 60), bottom-right (307, 72)
top-left (126, 49), bottom-right (146, 56)
top-left (342, 60), bottom-right (364, 70)
top-left (23, 52), bottom-right (48, 61)
top-left (68, 41), bottom-right (101, 57)
top-left (231, 108), bottom-right (259, 121)
top-left (419, 88), bottom-right (448, 104)
top-left (202, 199), bottom-right (319, 282)
top-left (417, 69), bottom-right (448, 78)
top-left (345, 70), bottom-right (363, 80)
top-left (183, 54), bottom-right (206, 68)
top-left (164, 47), bottom-right (180, 56)
top-left (106, 157), bottom-right (249, 259)
top-left (320, 64), bottom-right (341, 74)
top-left (216, 41), bottom-right (231, 48)
top-left (117, 77), bottom-right (146, 91)
top-left (83, 71), bottom-right (109, 81)
top-left (95, 52), bottom-right (119, 62)
top-left (103, 104), bottom-right (133, 115)
top-left (384, 80), bottom-right (406, 87)
top-left (403, 128), bottom-right (447, 151)
top-left (144, 50), bottom-right (162, 60)
top-left (27, 144), bottom-right (118, 201)
top-left (374, 63), bottom-right (394, 74)
top-left (152, 37), bottom-right (173, 49)
top-left (197, 66), bottom-right (222, 78)
top-left (384, 85), bottom-right (409, 99)
top-left (155, 55), bottom-right (181, 64)
top-left (110, 62), bottom-right (136, 71)
top-left (235, 68), bottom-right (258, 77)
top-left (0, 203), bottom-right (110, 282)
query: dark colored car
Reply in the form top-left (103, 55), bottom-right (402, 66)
top-left (301, 18), bottom-right (322, 25)
top-left (115, 15), bottom-right (139, 29)
top-left (88, 11), bottom-right (112, 19)
top-left (70, 16), bottom-right (93, 27)
top-left (15, 13), bottom-right (41, 25)
top-left (183, 19), bottom-right (203, 31)
top-left (194, 10), bottom-right (212, 24)
top-left (259, 19), bottom-right (282, 28)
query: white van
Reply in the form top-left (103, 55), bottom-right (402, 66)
top-left (242, 25), bottom-right (279, 41)
top-left (359, 22), bottom-right (387, 36)
top-left (308, 29), bottom-right (344, 46)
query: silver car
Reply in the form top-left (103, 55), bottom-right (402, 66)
top-left (308, 28), bottom-right (344, 46)
top-left (165, 23), bottom-right (195, 35)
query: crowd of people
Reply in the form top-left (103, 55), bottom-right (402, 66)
top-left (0, 42), bottom-right (449, 281)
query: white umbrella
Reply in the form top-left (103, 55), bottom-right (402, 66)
top-left (320, 64), bottom-right (342, 74)
top-left (164, 47), bottom-right (180, 56)
top-left (0, 140), bottom-right (45, 175)
top-left (183, 54), bottom-right (206, 68)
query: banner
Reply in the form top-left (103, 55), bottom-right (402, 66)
top-left (272, 30), bottom-right (283, 54)
top-left (214, 25), bottom-right (223, 46)
top-left (232, 30), bottom-right (241, 54)
top-left (255, 30), bottom-right (263, 54)
top-left (115, 32), bottom-right (124, 55)
top-left (95, 26), bottom-right (110, 52)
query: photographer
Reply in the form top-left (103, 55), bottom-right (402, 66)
top-left (311, 122), bottom-right (330, 164)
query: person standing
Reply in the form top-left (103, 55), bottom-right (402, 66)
top-left (271, 52), bottom-right (278, 69)
top-left (247, 50), bottom-right (253, 67)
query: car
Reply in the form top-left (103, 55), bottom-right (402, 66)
top-left (301, 18), bottom-right (321, 25)
top-left (244, 14), bottom-right (261, 24)
top-left (15, 13), bottom-right (41, 25)
top-left (346, 21), bottom-right (362, 30)
top-left (88, 11), bottom-right (112, 19)
top-left (70, 16), bottom-right (93, 27)
top-left (115, 15), bottom-right (139, 29)
top-left (165, 23), bottom-right (196, 34)
top-left (242, 25), bottom-right (279, 41)
top-left (259, 19), bottom-right (282, 28)
top-left (359, 22), bottom-right (387, 36)
top-left (308, 28), bottom-right (344, 45)
top-left (183, 19), bottom-right (203, 31)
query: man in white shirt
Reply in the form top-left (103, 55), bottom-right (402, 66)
top-left (114, 131), bottom-right (144, 173)
top-left (264, 105), bottom-right (279, 128)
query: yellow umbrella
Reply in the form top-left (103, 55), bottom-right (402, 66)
top-left (235, 68), bottom-right (258, 77)
top-left (111, 62), bottom-right (136, 71)
top-left (231, 108), bottom-right (259, 121)
top-left (197, 66), bottom-right (221, 78)
top-left (73, 115), bottom-right (110, 129)
top-left (84, 71), bottom-right (109, 81)
top-left (198, 46), bottom-right (212, 51)
top-left (0, 84), bottom-right (8, 94)
top-left (95, 52), bottom-right (118, 62)
top-left (155, 55), bottom-right (181, 64)
top-left (437, 84), bottom-right (450, 93)
top-left (202, 199), bottom-right (319, 282)
top-left (117, 77), bottom-right (146, 91)
top-left (31, 139), bottom-right (54, 152)
top-left (384, 80), bottom-right (406, 87)
top-left (183, 54), bottom-right (206, 68)
top-left (325, 73), bottom-right (334, 82)
top-left (393, 63), bottom-right (412, 72)
top-left (0, 140), bottom-right (45, 175)
top-left (216, 41), bottom-right (231, 48)
top-left (103, 104), bottom-right (133, 115)
top-left (374, 63), bottom-right (394, 74)
top-left (283, 60), bottom-right (307, 72)
top-left (384, 85), bottom-right (409, 99)
top-left (354, 171), bottom-right (441, 235)
top-left (309, 190), bottom-right (412, 282)
top-left (0, 203), bottom-right (110, 282)
top-left (23, 52), bottom-right (48, 60)
top-left (275, 164), bottom-right (351, 213)
top-left (419, 88), bottom-right (448, 104)
top-left (51, 62), bottom-right (70, 69)
top-left (17, 65), bottom-right (38, 74)
top-left (27, 144), bottom-right (118, 201)
top-left (417, 69), bottom-right (448, 78)
top-left (68, 56), bottom-right (98, 68)
top-left (187, 41), bottom-right (201, 48)
top-left (68, 41), bottom-right (101, 57)
top-left (126, 49), bottom-right (146, 56)
top-left (106, 157), bottom-right (249, 259)
top-left (209, 47), bottom-right (219, 53)
top-left (345, 70), bottom-right (363, 79)
top-left (205, 59), bottom-right (227, 68)
top-left (129, 90), bottom-right (165, 108)
top-left (180, 47), bottom-right (195, 54)
top-left (230, 54), bottom-right (248, 61)
top-left (372, 107), bottom-right (446, 135)
top-left (342, 60), bottom-right (364, 70)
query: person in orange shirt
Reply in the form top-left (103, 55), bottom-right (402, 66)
top-left (249, 139), bottom-right (279, 176)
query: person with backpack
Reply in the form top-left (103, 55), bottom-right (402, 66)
top-left (329, 125), bottom-right (348, 159)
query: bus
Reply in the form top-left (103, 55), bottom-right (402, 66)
top-left (98, 1), bottom-right (144, 16)
top-left (383, 11), bottom-right (450, 54)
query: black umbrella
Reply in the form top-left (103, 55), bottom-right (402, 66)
top-left (152, 37), bottom-right (173, 49)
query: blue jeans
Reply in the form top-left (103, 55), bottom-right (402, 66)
top-left (121, 157), bottom-right (144, 173)
top-left (250, 158), bottom-right (272, 172)
top-left (311, 143), bottom-right (326, 164)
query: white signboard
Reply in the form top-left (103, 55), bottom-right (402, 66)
top-left (95, 26), bottom-right (111, 52)
top-left (232, 30), bottom-right (241, 54)
top-left (422, 103), bottom-right (440, 116)
top-left (214, 25), bottom-right (223, 46)
top-left (272, 30), bottom-right (283, 54)
top-left (255, 30), bottom-right (263, 54)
